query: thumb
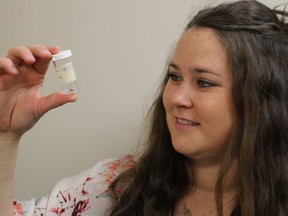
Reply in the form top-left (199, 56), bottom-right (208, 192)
top-left (37, 92), bottom-right (78, 116)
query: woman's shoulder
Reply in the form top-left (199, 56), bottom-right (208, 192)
top-left (89, 154), bottom-right (137, 188)
top-left (45, 155), bottom-right (137, 215)
top-left (13, 155), bottom-right (137, 215)
top-left (92, 154), bottom-right (136, 175)
top-left (53, 154), bottom-right (137, 196)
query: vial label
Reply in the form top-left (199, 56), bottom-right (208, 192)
top-left (55, 62), bottom-right (77, 85)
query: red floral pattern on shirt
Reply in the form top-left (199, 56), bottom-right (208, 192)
top-left (13, 155), bottom-right (136, 216)
top-left (13, 200), bottom-right (24, 215)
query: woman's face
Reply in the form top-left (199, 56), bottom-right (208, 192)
top-left (163, 27), bottom-right (237, 164)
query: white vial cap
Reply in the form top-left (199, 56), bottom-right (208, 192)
top-left (52, 50), bottom-right (72, 61)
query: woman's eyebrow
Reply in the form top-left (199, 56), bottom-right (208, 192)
top-left (169, 62), bottom-right (222, 77)
top-left (193, 68), bottom-right (222, 77)
top-left (168, 62), bottom-right (180, 70)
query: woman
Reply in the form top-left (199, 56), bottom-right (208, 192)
top-left (110, 1), bottom-right (288, 215)
top-left (1, 0), bottom-right (288, 215)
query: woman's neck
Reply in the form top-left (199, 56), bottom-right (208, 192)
top-left (182, 159), bottom-right (239, 215)
top-left (187, 158), bottom-right (238, 193)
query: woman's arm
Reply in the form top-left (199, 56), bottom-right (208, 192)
top-left (0, 45), bottom-right (77, 215)
top-left (0, 134), bottom-right (20, 215)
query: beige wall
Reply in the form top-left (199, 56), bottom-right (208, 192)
top-left (0, 0), bottom-right (283, 200)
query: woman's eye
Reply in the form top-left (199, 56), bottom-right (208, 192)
top-left (168, 72), bottom-right (181, 81)
top-left (197, 79), bottom-right (215, 88)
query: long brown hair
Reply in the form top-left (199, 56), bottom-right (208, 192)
top-left (110, 1), bottom-right (288, 215)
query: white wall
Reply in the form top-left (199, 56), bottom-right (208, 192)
top-left (0, 0), bottom-right (283, 200)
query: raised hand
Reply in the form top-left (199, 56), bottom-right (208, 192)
top-left (0, 44), bottom-right (77, 136)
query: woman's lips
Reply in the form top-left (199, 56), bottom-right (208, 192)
top-left (176, 117), bottom-right (200, 126)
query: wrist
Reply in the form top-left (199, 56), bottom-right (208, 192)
top-left (0, 132), bottom-right (21, 144)
top-left (0, 133), bottom-right (21, 216)
top-left (0, 132), bottom-right (21, 179)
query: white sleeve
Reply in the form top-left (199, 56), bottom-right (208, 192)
top-left (13, 155), bottom-right (135, 216)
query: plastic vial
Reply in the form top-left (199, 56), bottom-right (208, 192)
top-left (52, 50), bottom-right (79, 93)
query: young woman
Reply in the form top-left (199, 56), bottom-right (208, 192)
top-left (1, 0), bottom-right (287, 215)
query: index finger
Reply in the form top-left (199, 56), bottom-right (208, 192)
top-left (25, 44), bottom-right (55, 74)
top-left (7, 45), bottom-right (57, 75)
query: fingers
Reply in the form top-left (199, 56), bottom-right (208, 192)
top-left (47, 45), bottom-right (61, 55)
top-left (38, 92), bottom-right (78, 117)
top-left (6, 46), bottom-right (36, 66)
top-left (0, 57), bottom-right (19, 75)
top-left (4, 44), bottom-right (61, 75)
top-left (27, 45), bottom-right (61, 74)
top-left (22, 45), bottom-right (55, 74)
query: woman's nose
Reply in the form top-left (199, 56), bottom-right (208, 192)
top-left (172, 84), bottom-right (193, 108)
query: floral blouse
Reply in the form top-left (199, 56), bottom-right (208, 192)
top-left (13, 155), bottom-right (136, 216)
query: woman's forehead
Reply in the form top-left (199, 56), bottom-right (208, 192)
top-left (171, 27), bottom-right (231, 77)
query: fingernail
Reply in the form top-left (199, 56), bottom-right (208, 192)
top-left (11, 67), bottom-right (19, 74)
